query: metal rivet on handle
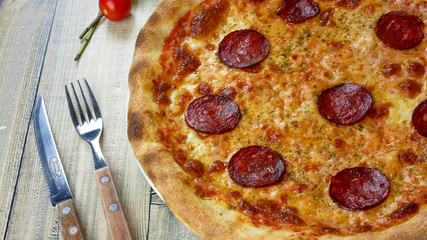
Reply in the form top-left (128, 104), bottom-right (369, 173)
top-left (101, 176), bottom-right (109, 184)
top-left (62, 207), bottom-right (71, 215)
top-left (109, 203), bottom-right (117, 212)
top-left (69, 227), bottom-right (78, 235)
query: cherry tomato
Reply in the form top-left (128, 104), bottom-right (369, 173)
top-left (99, 0), bottom-right (132, 22)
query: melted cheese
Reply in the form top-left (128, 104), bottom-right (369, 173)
top-left (156, 0), bottom-right (427, 235)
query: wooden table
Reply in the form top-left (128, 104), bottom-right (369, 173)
top-left (0, 0), bottom-right (200, 239)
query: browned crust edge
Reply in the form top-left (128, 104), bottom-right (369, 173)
top-left (127, 0), bottom-right (427, 239)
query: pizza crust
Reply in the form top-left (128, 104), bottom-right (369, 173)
top-left (128, 0), bottom-right (427, 239)
top-left (127, 0), bottom-right (245, 238)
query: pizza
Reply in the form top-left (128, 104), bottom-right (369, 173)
top-left (127, 0), bottom-right (427, 239)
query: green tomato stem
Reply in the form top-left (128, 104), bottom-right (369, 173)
top-left (74, 19), bottom-right (100, 61)
top-left (79, 11), bottom-right (103, 39)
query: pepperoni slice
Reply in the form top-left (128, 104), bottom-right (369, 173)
top-left (228, 146), bottom-right (285, 188)
top-left (412, 99), bottom-right (427, 137)
top-left (317, 84), bottom-right (373, 126)
top-left (277, 0), bottom-right (320, 24)
top-left (375, 11), bottom-right (425, 50)
top-left (218, 30), bottom-right (270, 68)
top-left (185, 94), bottom-right (240, 134)
top-left (329, 167), bottom-right (390, 211)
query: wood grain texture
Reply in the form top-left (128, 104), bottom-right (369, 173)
top-left (0, 0), bottom-right (201, 239)
top-left (0, 0), bottom-right (57, 237)
top-left (95, 167), bottom-right (131, 240)
top-left (5, 127), bottom-right (62, 240)
top-left (56, 199), bottom-right (84, 240)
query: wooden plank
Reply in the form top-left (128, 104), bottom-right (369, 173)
top-left (148, 191), bottom-right (201, 240)
top-left (0, 0), bottom-right (58, 238)
top-left (5, 127), bottom-right (61, 239)
top-left (4, 0), bottom-right (160, 238)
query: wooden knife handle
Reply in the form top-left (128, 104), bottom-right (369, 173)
top-left (56, 199), bottom-right (84, 240)
top-left (95, 166), bottom-right (132, 240)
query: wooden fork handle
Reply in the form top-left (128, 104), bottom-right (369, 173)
top-left (56, 199), bottom-right (84, 240)
top-left (95, 166), bottom-right (132, 240)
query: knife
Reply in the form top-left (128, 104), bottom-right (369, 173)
top-left (33, 95), bottom-right (84, 240)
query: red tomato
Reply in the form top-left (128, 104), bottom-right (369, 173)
top-left (99, 0), bottom-right (132, 21)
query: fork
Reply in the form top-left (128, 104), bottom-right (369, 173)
top-left (65, 79), bottom-right (131, 240)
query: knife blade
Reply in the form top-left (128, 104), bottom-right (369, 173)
top-left (34, 95), bottom-right (84, 240)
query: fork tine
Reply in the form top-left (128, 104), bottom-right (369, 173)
top-left (65, 85), bottom-right (80, 127)
top-left (71, 82), bottom-right (87, 124)
top-left (83, 78), bottom-right (102, 120)
top-left (77, 79), bottom-right (94, 120)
